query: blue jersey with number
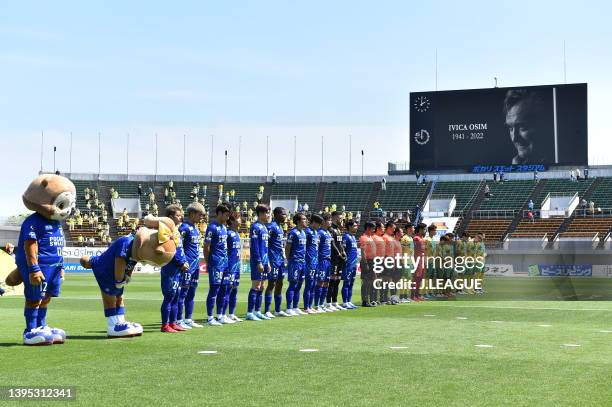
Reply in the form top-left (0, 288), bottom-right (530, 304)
top-left (305, 227), bottom-right (320, 268)
top-left (267, 221), bottom-right (285, 267)
top-left (227, 229), bottom-right (241, 268)
top-left (90, 235), bottom-right (137, 276)
top-left (16, 212), bottom-right (65, 267)
top-left (205, 221), bottom-right (228, 267)
top-left (287, 227), bottom-right (306, 264)
top-left (318, 228), bottom-right (332, 261)
top-left (250, 221), bottom-right (269, 265)
top-left (179, 221), bottom-right (200, 263)
top-left (342, 233), bottom-right (359, 267)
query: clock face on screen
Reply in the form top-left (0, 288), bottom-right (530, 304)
top-left (413, 96), bottom-right (431, 112)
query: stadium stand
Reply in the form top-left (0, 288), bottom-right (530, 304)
top-left (464, 218), bottom-right (513, 244)
top-left (432, 181), bottom-right (481, 212)
top-left (479, 180), bottom-right (536, 210)
top-left (321, 182), bottom-right (371, 212)
top-left (375, 182), bottom-right (428, 212)
top-left (511, 217), bottom-right (564, 239)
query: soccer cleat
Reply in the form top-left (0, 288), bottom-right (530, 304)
top-left (264, 311), bottom-right (276, 319)
top-left (178, 320), bottom-right (192, 330)
top-left (348, 302), bottom-right (359, 309)
top-left (229, 314), bottom-right (243, 322)
top-left (246, 312), bottom-right (262, 321)
top-left (275, 310), bottom-right (290, 317)
top-left (207, 318), bottom-right (223, 326)
top-left (327, 304), bottom-right (338, 311)
top-left (161, 324), bottom-right (178, 333)
top-left (295, 308), bottom-right (307, 315)
top-left (169, 322), bottom-right (186, 331)
top-left (336, 303), bottom-right (347, 310)
top-left (107, 322), bottom-right (143, 338)
top-left (306, 308), bottom-right (316, 314)
top-left (184, 319), bottom-right (204, 328)
top-left (255, 311), bottom-right (271, 320)
top-left (218, 315), bottom-right (235, 324)
top-left (286, 309), bottom-right (297, 316)
top-left (23, 327), bottom-right (54, 346)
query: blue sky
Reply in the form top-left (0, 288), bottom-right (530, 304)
top-left (0, 0), bottom-right (610, 214)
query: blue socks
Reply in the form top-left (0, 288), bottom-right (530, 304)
top-left (229, 287), bottom-right (238, 315)
top-left (37, 307), bottom-right (48, 327)
top-left (255, 290), bottom-right (263, 312)
top-left (247, 288), bottom-right (257, 313)
top-left (177, 287), bottom-right (188, 321)
top-left (292, 280), bottom-right (303, 309)
top-left (342, 281), bottom-right (350, 303)
top-left (220, 286), bottom-right (230, 315)
top-left (161, 294), bottom-right (173, 324)
top-left (206, 285), bottom-right (220, 317)
top-left (264, 292), bottom-right (273, 313)
top-left (274, 294), bottom-right (282, 313)
top-left (24, 307), bottom-right (39, 332)
top-left (185, 286), bottom-right (196, 320)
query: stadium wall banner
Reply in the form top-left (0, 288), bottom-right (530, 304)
top-left (592, 265), bottom-right (612, 278)
top-left (63, 246), bottom-right (107, 258)
top-left (534, 264), bottom-right (592, 277)
top-left (64, 262), bottom-right (91, 273)
top-left (410, 83), bottom-right (587, 171)
top-left (485, 264), bottom-right (513, 276)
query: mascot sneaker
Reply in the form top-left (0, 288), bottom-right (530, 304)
top-left (23, 327), bottom-right (54, 346)
top-left (42, 326), bottom-right (66, 344)
top-left (107, 322), bottom-right (142, 338)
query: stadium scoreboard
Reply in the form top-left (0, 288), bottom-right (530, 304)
top-left (409, 83), bottom-right (587, 171)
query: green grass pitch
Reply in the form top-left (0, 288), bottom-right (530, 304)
top-left (2, 274), bottom-right (612, 406)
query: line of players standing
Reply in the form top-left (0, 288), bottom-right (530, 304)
top-left (159, 203), bottom-right (360, 332)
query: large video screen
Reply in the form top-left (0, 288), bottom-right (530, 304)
top-left (409, 83), bottom-right (588, 171)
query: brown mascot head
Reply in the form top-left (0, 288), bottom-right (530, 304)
top-left (132, 215), bottom-right (179, 267)
top-left (23, 174), bottom-right (77, 221)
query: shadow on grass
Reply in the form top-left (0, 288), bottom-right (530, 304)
top-left (0, 342), bottom-right (20, 347)
top-left (68, 335), bottom-right (109, 340)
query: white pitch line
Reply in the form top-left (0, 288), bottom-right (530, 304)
top-left (562, 344), bottom-right (581, 347)
top-left (599, 330), bottom-right (612, 333)
top-left (474, 344), bottom-right (493, 348)
top-left (198, 351), bottom-right (218, 354)
top-left (389, 346), bottom-right (408, 350)
top-left (538, 324), bottom-right (552, 327)
top-left (299, 349), bottom-right (319, 352)
top-left (489, 320), bottom-right (503, 323)
top-left (456, 317), bottom-right (468, 320)
top-left (423, 314), bottom-right (436, 317)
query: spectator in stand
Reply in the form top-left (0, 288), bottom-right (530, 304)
top-left (112, 190), bottom-right (119, 199)
top-left (381, 177), bottom-right (387, 191)
top-left (576, 168), bottom-right (582, 180)
top-left (569, 169), bottom-right (575, 182)
top-left (499, 171), bottom-right (505, 182)
top-left (527, 210), bottom-right (534, 223)
top-left (589, 201), bottom-right (595, 214)
top-left (355, 211), bottom-right (361, 224)
top-left (484, 184), bottom-right (491, 198)
top-left (528, 200), bottom-right (534, 211)
top-left (298, 203), bottom-right (303, 212)
top-left (303, 203), bottom-right (309, 212)
top-left (78, 235), bottom-right (84, 246)
top-left (534, 170), bottom-right (538, 182)
top-left (164, 187), bottom-right (169, 204)
top-left (493, 172), bottom-right (498, 183)
top-left (137, 183), bottom-right (143, 197)
top-left (272, 173), bottom-right (277, 184)
top-left (168, 180), bottom-right (174, 192)
top-left (584, 168), bottom-right (589, 179)
top-left (149, 191), bottom-right (156, 204)
top-left (581, 198), bottom-right (587, 210)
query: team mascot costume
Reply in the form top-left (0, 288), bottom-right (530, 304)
top-left (4, 174), bottom-right (76, 346)
top-left (79, 215), bottom-right (179, 338)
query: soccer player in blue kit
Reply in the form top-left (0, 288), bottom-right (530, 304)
top-left (160, 204), bottom-right (190, 333)
top-left (303, 214), bottom-right (322, 314)
top-left (203, 204), bottom-right (230, 326)
top-left (246, 204), bottom-right (271, 321)
top-left (316, 213), bottom-right (336, 312)
top-left (285, 212), bottom-right (307, 316)
top-left (266, 207), bottom-right (290, 318)
top-left (16, 193), bottom-right (75, 345)
top-left (341, 220), bottom-right (360, 309)
top-left (176, 202), bottom-right (206, 329)
top-left (222, 213), bottom-right (243, 322)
